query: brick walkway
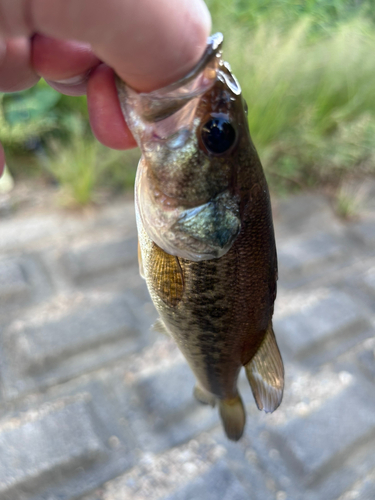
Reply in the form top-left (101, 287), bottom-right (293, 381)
top-left (1, 182), bottom-right (375, 500)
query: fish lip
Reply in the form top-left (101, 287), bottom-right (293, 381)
top-left (117, 32), bottom-right (223, 98)
top-left (154, 33), bottom-right (224, 94)
top-left (219, 62), bottom-right (241, 96)
top-left (116, 33), bottom-right (226, 125)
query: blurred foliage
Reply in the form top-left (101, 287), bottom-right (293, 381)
top-left (47, 139), bottom-right (139, 206)
top-left (206, 0), bottom-right (375, 193)
top-left (45, 136), bottom-right (138, 206)
top-left (1, 80), bottom-right (138, 205)
top-left (207, 0), bottom-right (375, 30)
top-left (0, 80), bottom-right (90, 149)
top-left (1, 0), bottom-right (375, 204)
top-left (335, 181), bottom-right (365, 219)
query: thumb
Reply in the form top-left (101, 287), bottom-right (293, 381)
top-left (0, 0), bottom-right (211, 92)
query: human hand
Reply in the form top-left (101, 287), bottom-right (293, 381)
top-left (0, 0), bottom-right (211, 176)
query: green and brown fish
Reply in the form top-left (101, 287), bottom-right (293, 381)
top-left (116, 33), bottom-right (284, 441)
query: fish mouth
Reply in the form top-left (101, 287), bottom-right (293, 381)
top-left (135, 159), bottom-right (241, 261)
top-left (116, 33), bottom-right (240, 148)
top-left (117, 33), bottom-right (224, 125)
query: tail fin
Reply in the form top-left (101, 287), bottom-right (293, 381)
top-left (245, 322), bottom-right (284, 413)
top-left (218, 395), bottom-right (246, 441)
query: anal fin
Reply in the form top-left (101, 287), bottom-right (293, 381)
top-left (218, 394), bottom-right (246, 441)
top-left (245, 323), bottom-right (284, 413)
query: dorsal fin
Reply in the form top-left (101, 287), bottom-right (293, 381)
top-left (244, 323), bottom-right (284, 413)
top-left (150, 243), bottom-right (184, 307)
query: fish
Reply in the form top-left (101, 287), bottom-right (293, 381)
top-left (116, 33), bottom-right (284, 441)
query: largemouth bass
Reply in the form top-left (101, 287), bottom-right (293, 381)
top-left (117, 33), bottom-right (284, 441)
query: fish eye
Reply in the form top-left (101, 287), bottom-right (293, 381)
top-left (201, 116), bottom-right (236, 155)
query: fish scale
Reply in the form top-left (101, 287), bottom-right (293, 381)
top-left (117, 33), bottom-right (284, 440)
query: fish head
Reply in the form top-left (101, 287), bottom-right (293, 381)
top-left (117, 33), bottom-right (251, 261)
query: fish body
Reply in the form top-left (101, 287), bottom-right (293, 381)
top-left (117, 33), bottom-right (284, 440)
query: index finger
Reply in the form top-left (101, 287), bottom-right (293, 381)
top-left (0, 0), bottom-right (211, 92)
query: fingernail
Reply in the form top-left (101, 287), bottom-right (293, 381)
top-left (53, 73), bottom-right (88, 86)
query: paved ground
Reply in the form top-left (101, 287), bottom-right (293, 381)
top-left (1, 180), bottom-right (375, 500)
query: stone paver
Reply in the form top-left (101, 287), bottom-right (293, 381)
top-left (0, 181), bottom-right (375, 499)
top-left (0, 397), bottom-right (105, 499)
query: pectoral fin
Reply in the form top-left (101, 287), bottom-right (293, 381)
top-left (218, 395), bottom-right (246, 441)
top-left (150, 243), bottom-right (184, 307)
top-left (245, 323), bottom-right (284, 413)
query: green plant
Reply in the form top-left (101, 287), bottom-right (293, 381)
top-left (45, 135), bottom-right (100, 206)
top-left (0, 89), bottom-right (58, 149)
top-left (45, 135), bottom-right (139, 206)
top-left (4, 1), bottom-right (375, 199)
top-left (206, 0), bottom-right (375, 32)
top-left (335, 181), bottom-right (366, 219)
top-left (214, 16), bottom-right (375, 192)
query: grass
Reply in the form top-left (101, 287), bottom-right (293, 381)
top-left (46, 137), bottom-right (101, 206)
top-left (3, 1), bottom-right (375, 204)
top-left (335, 181), bottom-right (367, 219)
top-left (206, 0), bottom-right (375, 31)
top-left (214, 16), bottom-right (375, 193)
top-left (1, 82), bottom-right (139, 206)
top-left (44, 136), bottom-right (139, 207)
